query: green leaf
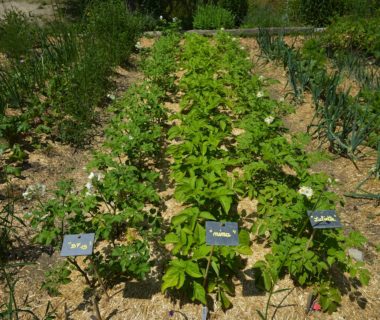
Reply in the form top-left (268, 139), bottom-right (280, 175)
top-left (162, 268), bottom-right (181, 292)
top-left (185, 261), bottom-right (203, 278)
top-left (359, 269), bottom-right (370, 286)
top-left (263, 271), bottom-right (272, 291)
top-left (192, 245), bottom-right (211, 260)
top-left (211, 260), bottom-right (220, 277)
top-left (199, 211), bottom-right (216, 220)
top-left (171, 214), bottom-right (189, 226)
top-left (238, 229), bottom-right (250, 246)
top-left (220, 290), bottom-right (232, 309)
top-left (164, 233), bottom-right (179, 243)
top-left (327, 256), bottom-right (335, 266)
top-left (219, 195), bottom-right (232, 214)
top-left (235, 245), bottom-right (252, 255)
top-left (193, 281), bottom-right (207, 305)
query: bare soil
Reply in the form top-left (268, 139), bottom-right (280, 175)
top-left (0, 0), bottom-right (54, 21)
top-left (1, 36), bottom-right (379, 320)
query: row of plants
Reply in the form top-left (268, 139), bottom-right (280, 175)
top-left (0, 0), bottom-right (147, 149)
top-left (161, 31), bottom-right (369, 314)
top-left (162, 33), bottom-right (254, 308)
top-left (257, 30), bottom-right (380, 170)
top-left (0, 31), bottom-right (180, 319)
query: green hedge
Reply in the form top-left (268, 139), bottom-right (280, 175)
top-left (193, 4), bottom-right (235, 30)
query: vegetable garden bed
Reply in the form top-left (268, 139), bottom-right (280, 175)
top-left (1, 31), bottom-right (379, 320)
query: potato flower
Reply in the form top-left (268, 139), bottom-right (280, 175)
top-left (298, 186), bottom-right (314, 199)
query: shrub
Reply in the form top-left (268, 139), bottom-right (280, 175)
top-left (215, 0), bottom-right (248, 24)
top-left (193, 4), bottom-right (235, 29)
top-left (289, 0), bottom-right (346, 27)
top-left (84, 0), bottom-right (144, 65)
top-left (320, 14), bottom-right (380, 60)
top-left (242, 1), bottom-right (291, 28)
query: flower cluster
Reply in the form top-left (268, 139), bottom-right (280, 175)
top-left (85, 171), bottom-right (104, 196)
top-left (23, 183), bottom-right (46, 201)
top-left (135, 41), bottom-right (142, 50)
top-left (298, 186), bottom-right (314, 199)
top-left (264, 116), bottom-right (274, 125)
top-left (256, 91), bottom-right (264, 98)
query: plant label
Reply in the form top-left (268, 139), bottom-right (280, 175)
top-left (206, 221), bottom-right (239, 246)
top-left (202, 306), bottom-right (208, 320)
top-left (60, 233), bottom-right (95, 257)
top-left (307, 210), bottom-right (342, 229)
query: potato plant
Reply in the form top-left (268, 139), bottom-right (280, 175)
top-left (162, 32), bottom-right (370, 313)
top-left (27, 33), bottom-right (180, 294)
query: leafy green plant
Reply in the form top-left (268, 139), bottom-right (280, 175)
top-left (162, 32), bottom-right (255, 309)
top-left (320, 14), bottom-right (380, 60)
top-left (193, 4), bottom-right (235, 29)
top-left (141, 32), bottom-right (180, 92)
top-left (42, 261), bottom-right (72, 296)
top-left (162, 31), bottom-right (371, 315)
top-left (27, 32), bottom-right (173, 298)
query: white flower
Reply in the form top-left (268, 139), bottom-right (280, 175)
top-left (264, 116), bottom-right (274, 125)
top-left (220, 27), bottom-right (224, 31)
top-left (135, 41), bottom-right (142, 50)
top-left (128, 135), bottom-right (134, 140)
top-left (256, 91), bottom-right (264, 98)
top-left (232, 37), bottom-right (236, 41)
top-left (279, 97), bottom-right (285, 102)
top-left (159, 15), bottom-right (163, 20)
top-left (172, 17), bottom-right (177, 22)
top-left (298, 186), bottom-right (314, 199)
top-left (259, 75), bottom-right (265, 81)
top-left (107, 93), bottom-right (116, 101)
top-left (240, 46), bottom-right (245, 50)
top-left (85, 181), bottom-right (94, 196)
top-left (327, 178), bottom-right (332, 184)
top-left (22, 183), bottom-right (46, 201)
top-left (87, 171), bottom-right (104, 182)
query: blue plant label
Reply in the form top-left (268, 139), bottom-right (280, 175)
top-left (202, 306), bottom-right (208, 320)
top-left (60, 233), bottom-right (95, 257)
top-left (307, 210), bottom-right (342, 229)
top-left (206, 221), bottom-right (239, 246)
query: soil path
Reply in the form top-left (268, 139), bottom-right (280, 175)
top-left (0, 1), bottom-right (54, 20)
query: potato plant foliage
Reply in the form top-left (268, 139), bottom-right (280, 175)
top-left (28, 34), bottom-right (180, 292)
top-left (162, 32), bottom-right (369, 313)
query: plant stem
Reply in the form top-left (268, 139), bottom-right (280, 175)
top-left (91, 258), bottom-right (110, 301)
top-left (203, 245), bottom-right (215, 289)
top-left (92, 295), bottom-right (103, 320)
top-left (67, 257), bottom-right (92, 287)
